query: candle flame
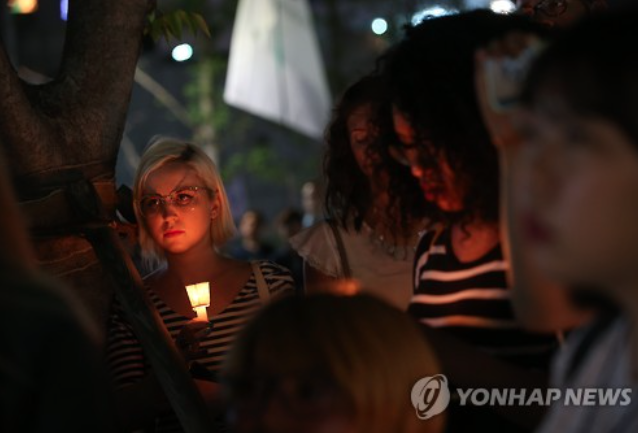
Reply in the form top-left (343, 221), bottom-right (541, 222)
top-left (186, 282), bottom-right (210, 308)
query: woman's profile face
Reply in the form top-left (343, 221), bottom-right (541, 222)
top-left (517, 94), bottom-right (638, 295)
top-left (347, 104), bottom-right (380, 179)
top-left (392, 108), bottom-right (465, 212)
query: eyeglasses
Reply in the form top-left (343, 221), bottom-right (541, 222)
top-left (138, 186), bottom-right (211, 218)
top-left (534, 0), bottom-right (568, 17)
top-left (389, 137), bottom-right (440, 169)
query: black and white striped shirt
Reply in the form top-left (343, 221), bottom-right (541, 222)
top-left (106, 260), bottom-right (295, 432)
top-left (409, 229), bottom-right (556, 368)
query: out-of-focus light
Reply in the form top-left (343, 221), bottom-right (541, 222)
top-left (8, 0), bottom-right (38, 14)
top-left (171, 44), bottom-right (194, 62)
top-left (371, 18), bottom-right (388, 35)
top-left (60, 0), bottom-right (68, 21)
top-left (490, 0), bottom-right (516, 14)
top-left (411, 6), bottom-right (457, 25)
top-left (466, 0), bottom-right (492, 8)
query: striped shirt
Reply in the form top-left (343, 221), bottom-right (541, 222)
top-left (106, 260), bottom-right (295, 432)
top-left (409, 229), bottom-right (556, 368)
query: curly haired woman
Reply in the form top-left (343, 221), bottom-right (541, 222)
top-left (290, 74), bottom-right (431, 309)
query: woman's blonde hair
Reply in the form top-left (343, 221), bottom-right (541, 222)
top-left (133, 137), bottom-right (236, 266)
top-left (222, 294), bottom-right (444, 433)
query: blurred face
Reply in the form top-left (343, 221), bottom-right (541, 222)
top-left (517, 94), bottom-right (638, 295)
top-left (347, 104), bottom-right (379, 179)
top-left (229, 374), bottom-right (356, 433)
top-left (141, 162), bottom-right (217, 256)
top-left (392, 108), bottom-right (464, 212)
top-left (240, 211), bottom-right (261, 239)
top-left (277, 221), bottom-right (302, 240)
top-left (301, 182), bottom-right (320, 215)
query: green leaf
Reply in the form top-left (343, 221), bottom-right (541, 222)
top-left (162, 25), bottom-right (175, 44)
top-left (144, 9), bottom-right (210, 43)
top-left (166, 11), bottom-right (183, 40)
top-left (182, 13), bottom-right (199, 37)
top-left (191, 13), bottom-right (211, 39)
top-left (145, 9), bottom-right (160, 38)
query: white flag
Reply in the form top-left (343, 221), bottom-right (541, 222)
top-left (224, 0), bottom-right (331, 140)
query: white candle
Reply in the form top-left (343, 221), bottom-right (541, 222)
top-left (185, 282), bottom-right (210, 321)
top-left (193, 306), bottom-right (208, 322)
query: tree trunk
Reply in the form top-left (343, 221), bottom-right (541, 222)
top-left (0, 2), bottom-right (217, 431)
top-left (0, 0), bottom-right (152, 329)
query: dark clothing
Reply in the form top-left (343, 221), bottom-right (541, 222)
top-left (272, 247), bottom-right (304, 295)
top-left (1, 271), bottom-right (115, 433)
top-left (410, 228), bottom-right (556, 369)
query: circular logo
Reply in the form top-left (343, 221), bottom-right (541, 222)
top-left (410, 374), bottom-right (450, 420)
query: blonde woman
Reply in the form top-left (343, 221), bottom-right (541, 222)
top-left (222, 294), bottom-right (445, 433)
top-left (106, 137), bottom-right (295, 432)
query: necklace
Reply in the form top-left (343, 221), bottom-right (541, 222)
top-left (363, 207), bottom-right (424, 261)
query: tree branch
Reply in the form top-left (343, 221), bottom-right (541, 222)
top-left (0, 0), bottom-right (152, 193)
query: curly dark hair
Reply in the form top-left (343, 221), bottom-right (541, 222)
top-left (378, 10), bottom-right (548, 226)
top-left (323, 74), bottom-right (432, 238)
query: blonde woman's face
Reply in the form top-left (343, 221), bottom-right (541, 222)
top-left (141, 162), bottom-right (217, 256)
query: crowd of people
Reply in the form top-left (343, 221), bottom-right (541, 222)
top-left (8, 0), bottom-right (638, 432)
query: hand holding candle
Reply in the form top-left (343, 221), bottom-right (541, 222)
top-left (185, 282), bottom-right (210, 322)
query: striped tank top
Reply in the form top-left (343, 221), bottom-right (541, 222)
top-left (106, 260), bottom-right (295, 432)
top-left (409, 229), bottom-right (556, 368)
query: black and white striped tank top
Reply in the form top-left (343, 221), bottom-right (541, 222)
top-left (106, 260), bottom-right (295, 432)
top-left (409, 229), bottom-right (556, 369)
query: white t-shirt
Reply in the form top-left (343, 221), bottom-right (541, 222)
top-left (290, 220), bottom-right (422, 310)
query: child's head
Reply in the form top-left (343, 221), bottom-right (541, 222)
top-left (519, 13), bottom-right (638, 295)
top-left (133, 137), bottom-right (235, 265)
top-left (222, 294), bottom-right (443, 433)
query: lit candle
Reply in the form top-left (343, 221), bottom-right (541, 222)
top-left (185, 282), bottom-right (210, 322)
top-left (339, 278), bottom-right (361, 296)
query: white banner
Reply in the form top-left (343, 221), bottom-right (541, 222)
top-left (224, 0), bottom-right (331, 140)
